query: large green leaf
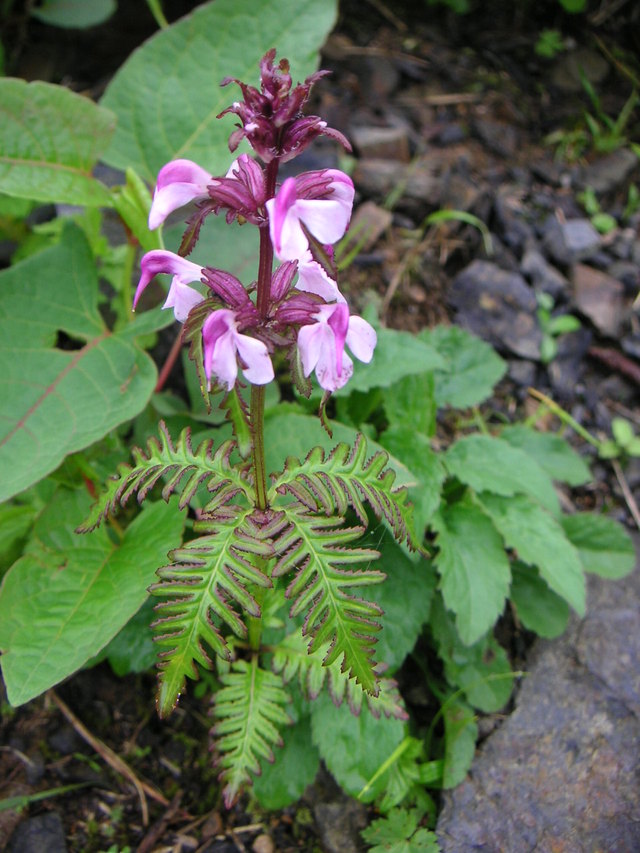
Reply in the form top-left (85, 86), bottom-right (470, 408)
top-left (560, 513), bottom-right (636, 579)
top-left (336, 327), bottom-right (445, 395)
top-left (100, 0), bottom-right (339, 182)
top-left (0, 79), bottom-right (115, 206)
top-left (432, 496), bottom-right (511, 646)
top-left (310, 689), bottom-right (405, 799)
top-left (443, 434), bottom-right (560, 515)
top-left (31, 0), bottom-right (117, 28)
top-left (478, 492), bottom-right (586, 614)
top-left (510, 562), bottom-right (569, 638)
top-left (499, 425), bottom-right (591, 487)
top-left (420, 325), bottom-right (506, 409)
top-left (0, 225), bottom-right (157, 502)
top-left (0, 489), bottom-right (184, 706)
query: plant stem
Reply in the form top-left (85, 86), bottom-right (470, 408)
top-left (249, 159), bottom-right (279, 510)
top-left (145, 0), bottom-right (169, 28)
top-left (527, 387), bottom-right (601, 448)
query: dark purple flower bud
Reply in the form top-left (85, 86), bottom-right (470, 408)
top-left (218, 49), bottom-right (351, 163)
top-left (202, 268), bottom-right (254, 310)
top-left (207, 153), bottom-right (267, 225)
top-left (270, 261), bottom-right (298, 302)
top-left (274, 292), bottom-right (323, 327)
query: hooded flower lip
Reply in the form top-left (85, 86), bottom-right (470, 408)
top-left (148, 159), bottom-right (215, 230)
top-left (295, 251), bottom-right (343, 302)
top-left (134, 250), bottom-right (205, 323)
top-left (297, 302), bottom-right (376, 392)
top-left (202, 308), bottom-right (274, 390)
top-left (266, 170), bottom-right (354, 261)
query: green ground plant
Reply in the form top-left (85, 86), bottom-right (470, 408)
top-left (0, 0), bottom-right (635, 835)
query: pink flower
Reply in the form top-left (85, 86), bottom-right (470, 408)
top-left (297, 303), bottom-right (376, 392)
top-left (134, 250), bottom-right (204, 323)
top-left (266, 170), bottom-right (354, 261)
top-left (148, 159), bottom-right (214, 230)
top-left (295, 251), bottom-right (343, 303)
top-left (203, 309), bottom-right (274, 390)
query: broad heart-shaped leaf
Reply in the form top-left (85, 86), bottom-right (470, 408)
top-left (0, 225), bottom-right (157, 502)
top-left (0, 489), bottom-right (184, 707)
top-left (100, 0), bottom-right (338, 183)
top-left (443, 433), bottom-right (560, 515)
top-left (432, 495), bottom-right (511, 646)
top-left (477, 492), bottom-right (586, 615)
top-left (0, 79), bottom-right (115, 206)
top-left (560, 513), bottom-right (636, 579)
top-left (420, 325), bottom-right (506, 409)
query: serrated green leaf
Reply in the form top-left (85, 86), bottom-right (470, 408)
top-left (212, 657), bottom-right (291, 807)
top-left (273, 506), bottom-right (383, 695)
top-left (380, 428), bottom-right (445, 536)
top-left (444, 434), bottom-right (560, 515)
top-left (420, 325), bottom-right (506, 408)
top-left (0, 225), bottom-right (157, 502)
top-left (442, 698), bottom-right (477, 788)
top-left (361, 808), bottom-right (440, 853)
top-left (0, 490), bottom-right (184, 706)
top-left (560, 513), bottom-right (636, 579)
top-left (500, 425), bottom-right (591, 487)
top-left (429, 595), bottom-right (514, 712)
top-left (366, 530), bottom-right (436, 671)
top-left (310, 689), bottom-right (405, 799)
top-left (478, 492), bottom-right (585, 614)
top-left (511, 562), bottom-right (569, 638)
top-left (337, 327), bottom-right (445, 395)
top-left (252, 714), bottom-right (320, 809)
top-left (152, 508), bottom-right (273, 716)
top-left (433, 497), bottom-right (511, 646)
top-left (100, 0), bottom-right (338, 182)
top-left (382, 372), bottom-right (437, 437)
top-left (0, 79), bottom-right (115, 205)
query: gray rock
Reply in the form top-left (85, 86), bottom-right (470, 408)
top-left (437, 557), bottom-right (640, 853)
top-left (571, 263), bottom-right (626, 337)
top-left (449, 260), bottom-right (542, 358)
top-left (349, 125), bottom-right (411, 162)
top-left (521, 245), bottom-right (568, 299)
top-left (8, 812), bottom-right (67, 853)
top-left (543, 217), bottom-right (602, 266)
top-left (578, 149), bottom-right (638, 196)
top-left (313, 798), bottom-right (368, 853)
top-left (550, 47), bottom-right (609, 93)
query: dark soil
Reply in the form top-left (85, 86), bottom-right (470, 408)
top-left (1, 1), bottom-right (639, 850)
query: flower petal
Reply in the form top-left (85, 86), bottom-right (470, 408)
top-left (134, 250), bottom-right (203, 312)
top-left (346, 316), bottom-right (377, 363)
top-left (163, 279), bottom-right (204, 323)
top-left (202, 309), bottom-right (238, 390)
top-left (235, 333), bottom-right (274, 385)
top-left (148, 159), bottom-right (213, 229)
top-left (295, 253), bottom-right (342, 302)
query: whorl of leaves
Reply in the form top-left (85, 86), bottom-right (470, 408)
top-left (77, 421), bottom-right (250, 532)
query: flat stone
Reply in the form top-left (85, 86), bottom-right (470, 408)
top-left (572, 263), bottom-right (626, 337)
top-left (550, 47), bottom-right (609, 93)
top-left (437, 558), bottom-right (640, 853)
top-left (543, 217), bottom-right (602, 266)
top-left (349, 125), bottom-right (411, 162)
top-left (449, 260), bottom-right (542, 358)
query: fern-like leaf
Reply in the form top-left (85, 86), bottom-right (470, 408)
top-left (270, 434), bottom-right (421, 551)
top-left (77, 421), bottom-right (251, 532)
top-left (273, 506), bottom-right (384, 695)
top-left (212, 656), bottom-right (291, 807)
top-left (272, 629), bottom-right (408, 720)
top-left (151, 508), bottom-right (274, 716)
